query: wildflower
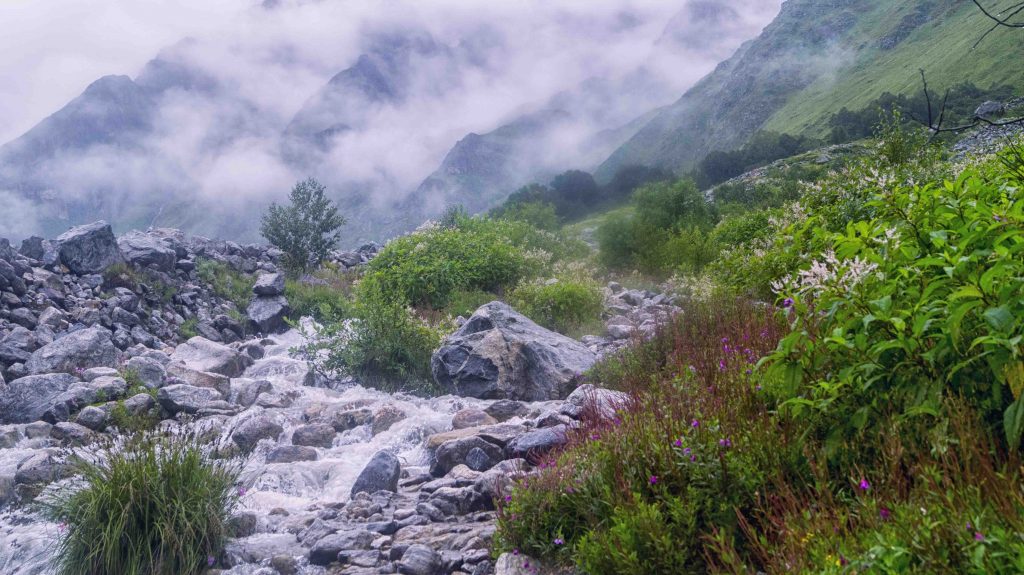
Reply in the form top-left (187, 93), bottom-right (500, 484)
top-left (782, 297), bottom-right (794, 308)
top-left (553, 538), bottom-right (564, 546)
top-left (649, 475), bottom-right (658, 485)
top-left (57, 522), bottom-right (67, 533)
top-left (504, 495), bottom-right (512, 503)
top-left (718, 438), bottom-right (732, 448)
top-left (683, 447), bottom-right (691, 456)
top-left (673, 438), bottom-right (683, 447)
top-left (207, 556), bottom-right (216, 567)
top-left (513, 549), bottom-right (520, 555)
top-left (590, 433), bottom-right (600, 441)
top-left (994, 215), bottom-right (1004, 222)
top-left (879, 507), bottom-right (891, 521)
top-left (690, 455), bottom-right (696, 462)
top-left (721, 337), bottom-right (729, 343)
top-left (718, 359), bottom-right (727, 371)
top-left (237, 486), bottom-right (247, 497)
top-left (745, 369), bottom-right (752, 375)
top-left (691, 419), bottom-right (700, 428)
top-left (858, 479), bottom-right (870, 492)
top-left (688, 365), bottom-right (697, 374)
top-left (974, 532), bottom-right (985, 541)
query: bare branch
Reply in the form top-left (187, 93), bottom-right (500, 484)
top-left (910, 70), bottom-right (1024, 140)
top-left (971, 0), bottom-right (1024, 28)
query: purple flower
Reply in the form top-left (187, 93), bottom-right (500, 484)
top-left (649, 475), bottom-right (658, 485)
top-left (974, 532), bottom-right (985, 541)
top-left (718, 438), bottom-right (732, 448)
top-left (718, 360), bottom-right (727, 371)
top-left (691, 419), bottom-right (700, 428)
top-left (504, 495), bottom-right (512, 503)
top-left (207, 556), bottom-right (216, 567)
top-left (683, 447), bottom-right (691, 455)
top-left (994, 215), bottom-right (1004, 222)
top-left (688, 365), bottom-right (697, 374)
top-left (690, 454), bottom-right (697, 462)
top-left (553, 538), bottom-right (564, 546)
top-left (721, 337), bottom-right (729, 343)
top-left (237, 486), bottom-right (247, 497)
top-left (673, 438), bottom-right (683, 447)
top-left (858, 479), bottom-right (870, 492)
top-left (513, 549), bottom-right (520, 556)
top-left (879, 507), bottom-right (891, 521)
top-left (782, 297), bottom-right (794, 308)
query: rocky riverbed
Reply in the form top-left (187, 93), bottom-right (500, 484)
top-left (0, 222), bottom-right (680, 575)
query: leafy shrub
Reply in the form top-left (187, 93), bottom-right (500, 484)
top-left (195, 259), bottom-right (252, 312)
top-left (767, 148), bottom-right (1024, 454)
top-left (443, 288), bottom-right (497, 319)
top-left (509, 271), bottom-right (604, 336)
top-left (43, 433), bottom-right (239, 575)
top-left (178, 317), bottom-right (199, 340)
top-left (300, 277), bottom-right (450, 393)
top-left (284, 265), bottom-right (357, 321)
top-left (491, 200), bottom-right (561, 231)
top-left (260, 177), bottom-right (346, 275)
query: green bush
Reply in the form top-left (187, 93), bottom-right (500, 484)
top-left (178, 317), bottom-right (199, 340)
top-left (492, 200), bottom-right (561, 231)
top-left (195, 259), bottom-right (252, 312)
top-left (284, 265), bottom-right (357, 321)
top-left (509, 271), bottom-right (604, 336)
top-left (260, 177), bottom-right (346, 275)
top-left (43, 433), bottom-right (239, 575)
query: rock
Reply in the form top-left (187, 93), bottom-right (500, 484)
top-left (464, 447), bottom-right (495, 472)
top-left (975, 100), bottom-right (1005, 119)
top-left (125, 356), bottom-right (166, 388)
top-left (247, 296), bottom-right (290, 335)
top-left (15, 451), bottom-right (61, 486)
top-left (266, 445), bottom-right (318, 463)
top-left (51, 421), bottom-right (95, 444)
top-left (431, 436), bottom-right (504, 477)
top-left (171, 337), bottom-right (252, 377)
top-left (270, 555), bottom-right (299, 575)
top-left (231, 416), bottom-right (283, 452)
top-left (506, 425), bottom-right (568, 460)
top-left (351, 450), bottom-right (401, 496)
top-left (566, 383), bottom-right (629, 419)
top-left (231, 378), bottom-right (272, 407)
top-left (292, 423), bottom-right (335, 448)
top-left (157, 384), bottom-right (227, 414)
top-left (165, 363), bottom-right (231, 396)
top-left (54, 221), bottom-right (123, 275)
top-left (431, 302), bottom-right (595, 401)
top-left (245, 356), bottom-right (314, 386)
top-left (75, 405), bottom-right (108, 430)
top-left (8, 308), bottom-right (37, 329)
top-left (493, 552), bottom-right (537, 575)
top-left (371, 404), bottom-right (406, 435)
top-left (116, 231), bottom-right (177, 272)
top-left (24, 421), bottom-right (52, 438)
top-left (18, 236), bottom-right (46, 260)
top-left (37, 307), bottom-right (66, 331)
top-left (25, 327), bottom-right (118, 375)
top-left (82, 366), bottom-right (119, 381)
top-left (452, 408), bottom-right (497, 430)
top-left (253, 273), bottom-right (285, 296)
top-left (399, 544), bottom-right (443, 575)
top-left (122, 393), bottom-right (156, 416)
top-left (309, 530), bottom-right (376, 565)
top-left (228, 511), bottom-right (259, 538)
top-left (328, 407), bottom-right (374, 431)
top-left (0, 373), bottom-right (78, 424)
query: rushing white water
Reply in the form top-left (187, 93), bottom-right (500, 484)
top-left (0, 325), bottom-right (498, 574)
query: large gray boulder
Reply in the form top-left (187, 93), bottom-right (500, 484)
top-left (117, 231), bottom-right (177, 273)
top-left (431, 302), bottom-right (596, 401)
top-left (253, 272), bottom-right (285, 296)
top-left (25, 327), bottom-right (118, 375)
top-left (157, 384), bottom-right (227, 415)
top-left (54, 221), bottom-right (123, 275)
top-left (351, 450), bottom-right (401, 496)
top-left (0, 373), bottom-right (78, 424)
top-left (247, 296), bottom-right (290, 335)
top-left (170, 337), bottom-right (251, 377)
top-left (231, 415), bottom-right (283, 452)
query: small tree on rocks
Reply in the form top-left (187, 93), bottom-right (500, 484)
top-left (261, 178), bottom-right (346, 276)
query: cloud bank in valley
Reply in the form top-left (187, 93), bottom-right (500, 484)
top-left (0, 0), bottom-right (781, 241)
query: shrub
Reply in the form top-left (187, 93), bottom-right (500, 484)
top-left (195, 259), bottom-right (252, 312)
top-left (178, 317), bottom-right (199, 340)
top-left (509, 271), bottom-right (604, 336)
top-left (492, 200), bottom-right (561, 231)
top-left (43, 432), bottom-right (239, 575)
top-left (284, 265), bottom-right (357, 321)
top-left (260, 177), bottom-right (346, 275)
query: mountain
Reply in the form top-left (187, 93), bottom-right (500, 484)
top-left (599, 0), bottom-right (1024, 178)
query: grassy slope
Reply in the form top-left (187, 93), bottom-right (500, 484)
top-left (764, 1), bottom-right (1024, 137)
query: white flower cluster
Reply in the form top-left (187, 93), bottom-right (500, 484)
top-left (772, 249), bottom-right (879, 298)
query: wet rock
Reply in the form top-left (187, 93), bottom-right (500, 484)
top-left (464, 447), bottom-right (495, 472)
top-left (117, 231), bottom-right (177, 273)
top-left (309, 530), bottom-right (376, 565)
top-left (24, 421), bottom-right (52, 439)
top-left (170, 337), bottom-right (252, 377)
top-left (372, 404), bottom-right (407, 435)
top-left (25, 327), bottom-right (118, 375)
top-left (15, 451), bottom-right (61, 486)
top-left (231, 416), bottom-right (283, 452)
top-left (266, 445), bottom-right (318, 463)
top-left (253, 273), bottom-right (285, 296)
top-left (292, 423), bottom-right (336, 448)
top-left (452, 408), bottom-right (497, 430)
top-left (566, 383), bottom-right (628, 418)
top-left (75, 405), bottom-right (108, 430)
top-left (231, 378), bottom-right (272, 407)
top-left (55, 221), bottom-right (123, 275)
top-left (351, 450), bottom-right (401, 496)
top-left (228, 511), bottom-right (259, 538)
top-left (270, 555), bottom-right (299, 575)
top-left (247, 296), bottom-right (290, 335)
top-left (165, 363), bottom-right (231, 396)
top-left (246, 356), bottom-right (314, 386)
top-left (432, 302), bottom-right (595, 401)
top-left (0, 373), bottom-right (78, 424)
top-left (431, 436), bottom-right (504, 477)
top-left (157, 384), bottom-right (227, 415)
top-left (125, 356), bottom-right (166, 388)
top-left (506, 425), bottom-right (568, 461)
top-left (328, 407), bottom-right (373, 432)
top-left (51, 421), bottom-right (95, 444)
top-left (399, 544), bottom-right (443, 575)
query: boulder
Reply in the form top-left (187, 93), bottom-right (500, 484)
top-left (157, 384), bottom-right (226, 415)
top-left (253, 273), bottom-right (285, 296)
top-left (309, 530), bottom-right (375, 565)
top-left (351, 450), bottom-right (401, 496)
top-left (116, 231), bottom-right (177, 272)
top-left (19, 236), bottom-right (47, 260)
top-left (247, 296), bottom-right (290, 335)
top-left (54, 221), bottom-right (123, 275)
top-left (506, 425), bottom-right (568, 460)
top-left (566, 383), bottom-right (629, 419)
top-left (231, 416), bottom-right (283, 452)
top-left (165, 363), bottom-right (231, 396)
top-left (25, 327), bottom-right (118, 375)
top-left (291, 423), bottom-right (335, 448)
top-left (398, 544), bottom-right (442, 575)
top-left (266, 445), bottom-right (318, 463)
top-left (431, 436), bottom-right (504, 477)
top-left (75, 405), bottom-right (108, 430)
top-left (452, 408), bottom-right (497, 430)
top-left (0, 373), bottom-right (78, 424)
top-left (170, 337), bottom-right (251, 377)
top-left (14, 451), bottom-right (61, 486)
top-left (246, 356), bottom-right (314, 386)
top-left (431, 302), bottom-right (595, 401)
top-left (125, 356), bottom-right (166, 388)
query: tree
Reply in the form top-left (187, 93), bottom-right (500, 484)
top-left (261, 178), bottom-right (346, 276)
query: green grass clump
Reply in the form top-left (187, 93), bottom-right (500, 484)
top-left (509, 271), bottom-right (604, 337)
top-left (195, 258), bottom-right (252, 311)
top-left (43, 433), bottom-right (240, 575)
top-left (178, 318), bottom-right (199, 340)
top-left (284, 264), bottom-right (357, 321)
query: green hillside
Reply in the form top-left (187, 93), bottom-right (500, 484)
top-left (599, 0), bottom-right (1024, 177)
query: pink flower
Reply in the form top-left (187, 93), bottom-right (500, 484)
top-left (879, 507), bottom-right (891, 521)
top-left (553, 538), bottom-right (564, 546)
top-left (237, 486), bottom-right (247, 497)
top-left (858, 479), bottom-right (870, 491)
top-left (673, 438), bottom-right (683, 447)
top-left (691, 419), bottom-right (700, 428)
top-left (974, 532), bottom-right (985, 541)
top-left (649, 475), bottom-right (658, 485)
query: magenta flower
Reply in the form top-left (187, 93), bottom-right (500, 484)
top-left (782, 297), bottom-right (794, 308)
top-left (858, 479), bottom-right (870, 491)
top-left (504, 495), bottom-right (512, 503)
top-left (207, 556), bottom-right (216, 567)
top-left (718, 360), bottom-right (727, 371)
top-left (649, 475), bottom-right (658, 485)
top-left (553, 538), bottom-right (564, 546)
top-left (718, 438), bottom-right (732, 448)
top-left (673, 438), bottom-right (683, 447)
top-left (974, 532), bottom-right (985, 541)
top-left (879, 507), bottom-right (891, 521)
top-left (237, 486), bottom-right (247, 497)
top-left (683, 447), bottom-right (691, 456)
top-left (691, 419), bottom-right (700, 428)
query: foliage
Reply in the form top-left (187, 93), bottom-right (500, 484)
top-left (767, 146), bottom-right (1024, 454)
top-left (42, 432), bottom-right (239, 575)
top-left (103, 263), bottom-right (177, 303)
top-left (178, 318), bottom-right (199, 340)
top-left (260, 177), bottom-right (346, 276)
top-left (490, 200), bottom-right (561, 231)
top-left (509, 270), bottom-right (604, 336)
top-left (284, 265), bottom-right (357, 321)
top-left (692, 131), bottom-right (814, 189)
top-left (194, 258), bottom-right (252, 312)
